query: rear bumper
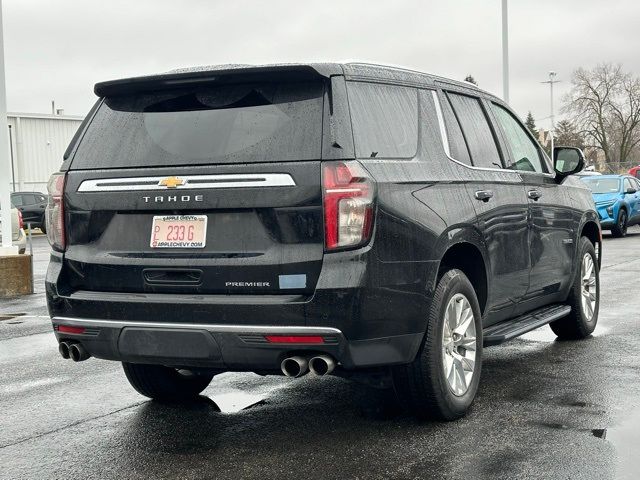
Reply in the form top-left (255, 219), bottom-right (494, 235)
top-left (51, 316), bottom-right (423, 370)
top-left (47, 248), bottom-right (437, 371)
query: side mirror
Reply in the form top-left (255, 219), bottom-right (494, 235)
top-left (626, 188), bottom-right (637, 195)
top-left (554, 146), bottom-right (585, 180)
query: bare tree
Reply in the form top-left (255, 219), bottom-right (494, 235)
top-left (554, 119), bottom-right (584, 149)
top-left (562, 63), bottom-right (640, 166)
top-left (464, 75), bottom-right (477, 85)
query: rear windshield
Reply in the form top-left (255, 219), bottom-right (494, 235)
top-left (581, 177), bottom-right (620, 194)
top-left (70, 81), bottom-right (324, 169)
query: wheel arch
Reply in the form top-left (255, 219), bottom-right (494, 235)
top-left (580, 219), bottom-right (602, 267)
top-left (437, 240), bottom-right (489, 316)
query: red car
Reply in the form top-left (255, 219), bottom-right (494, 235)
top-left (629, 166), bottom-right (640, 178)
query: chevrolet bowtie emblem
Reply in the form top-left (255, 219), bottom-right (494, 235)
top-left (158, 176), bottom-right (186, 188)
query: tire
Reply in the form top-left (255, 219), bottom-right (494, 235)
top-left (122, 363), bottom-right (214, 401)
top-left (392, 269), bottom-right (483, 421)
top-left (39, 223), bottom-right (46, 234)
top-left (551, 236), bottom-right (599, 339)
top-left (611, 209), bottom-right (627, 237)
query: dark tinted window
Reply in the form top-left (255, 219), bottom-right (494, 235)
top-left (347, 82), bottom-right (418, 158)
top-left (491, 103), bottom-right (546, 173)
top-left (439, 93), bottom-right (472, 165)
top-left (21, 194), bottom-right (37, 205)
top-left (10, 194), bottom-right (22, 207)
top-left (447, 93), bottom-right (502, 169)
top-left (71, 81), bottom-right (324, 169)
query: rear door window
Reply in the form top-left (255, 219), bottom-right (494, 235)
top-left (446, 93), bottom-right (503, 169)
top-left (347, 82), bottom-right (418, 159)
top-left (439, 93), bottom-right (472, 166)
top-left (11, 195), bottom-right (23, 207)
top-left (21, 194), bottom-right (37, 205)
top-left (491, 103), bottom-right (547, 173)
top-left (70, 81), bottom-right (324, 169)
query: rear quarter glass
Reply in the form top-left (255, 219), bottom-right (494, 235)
top-left (346, 81), bottom-right (418, 159)
top-left (69, 81), bottom-right (324, 169)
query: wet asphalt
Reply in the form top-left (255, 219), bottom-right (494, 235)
top-left (1, 233), bottom-right (639, 480)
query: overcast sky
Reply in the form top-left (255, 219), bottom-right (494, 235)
top-left (3, 0), bottom-right (640, 130)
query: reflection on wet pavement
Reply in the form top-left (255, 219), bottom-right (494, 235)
top-left (209, 391), bottom-right (267, 413)
top-left (606, 406), bottom-right (640, 479)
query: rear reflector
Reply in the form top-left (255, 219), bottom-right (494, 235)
top-left (265, 335), bottom-right (324, 344)
top-left (58, 325), bottom-right (86, 334)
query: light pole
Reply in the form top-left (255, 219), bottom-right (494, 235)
top-left (0, 0), bottom-right (15, 254)
top-left (502, 0), bottom-right (509, 104)
top-left (541, 71), bottom-right (560, 157)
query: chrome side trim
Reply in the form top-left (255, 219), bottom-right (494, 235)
top-left (52, 316), bottom-right (343, 335)
top-left (77, 173), bottom-right (296, 192)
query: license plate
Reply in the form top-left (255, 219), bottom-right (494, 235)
top-left (150, 215), bottom-right (207, 248)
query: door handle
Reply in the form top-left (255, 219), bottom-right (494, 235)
top-left (474, 190), bottom-right (494, 202)
top-left (527, 189), bottom-right (543, 200)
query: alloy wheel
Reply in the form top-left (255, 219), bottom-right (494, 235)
top-left (442, 293), bottom-right (477, 396)
top-left (580, 253), bottom-right (597, 322)
top-left (620, 211), bottom-right (627, 235)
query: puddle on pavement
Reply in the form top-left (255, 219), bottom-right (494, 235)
top-left (593, 407), bottom-right (640, 478)
top-left (208, 391), bottom-right (268, 413)
top-left (520, 324), bottom-right (610, 343)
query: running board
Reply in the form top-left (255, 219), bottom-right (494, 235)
top-left (483, 304), bottom-right (571, 346)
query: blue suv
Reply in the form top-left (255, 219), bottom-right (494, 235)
top-left (581, 174), bottom-right (640, 237)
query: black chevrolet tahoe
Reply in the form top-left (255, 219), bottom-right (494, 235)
top-left (46, 63), bottom-right (601, 420)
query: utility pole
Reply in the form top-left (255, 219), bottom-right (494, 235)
top-left (0, 0), bottom-right (16, 253)
top-left (502, 0), bottom-right (509, 103)
top-left (541, 71), bottom-right (560, 157)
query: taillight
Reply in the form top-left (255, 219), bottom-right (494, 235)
top-left (16, 209), bottom-right (23, 229)
top-left (46, 172), bottom-right (66, 251)
top-left (322, 161), bottom-right (375, 251)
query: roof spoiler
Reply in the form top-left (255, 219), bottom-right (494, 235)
top-left (94, 64), bottom-right (337, 97)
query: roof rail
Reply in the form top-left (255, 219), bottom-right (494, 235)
top-left (345, 62), bottom-right (479, 89)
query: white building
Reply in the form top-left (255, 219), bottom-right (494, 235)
top-left (7, 112), bottom-right (84, 193)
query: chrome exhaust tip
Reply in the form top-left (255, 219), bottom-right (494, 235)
top-left (309, 355), bottom-right (336, 376)
top-left (58, 341), bottom-right (71, 359)
top-left (69, 343), bottom-right (91, 362)
top-left (280, 356), bottom-right (309, 378)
